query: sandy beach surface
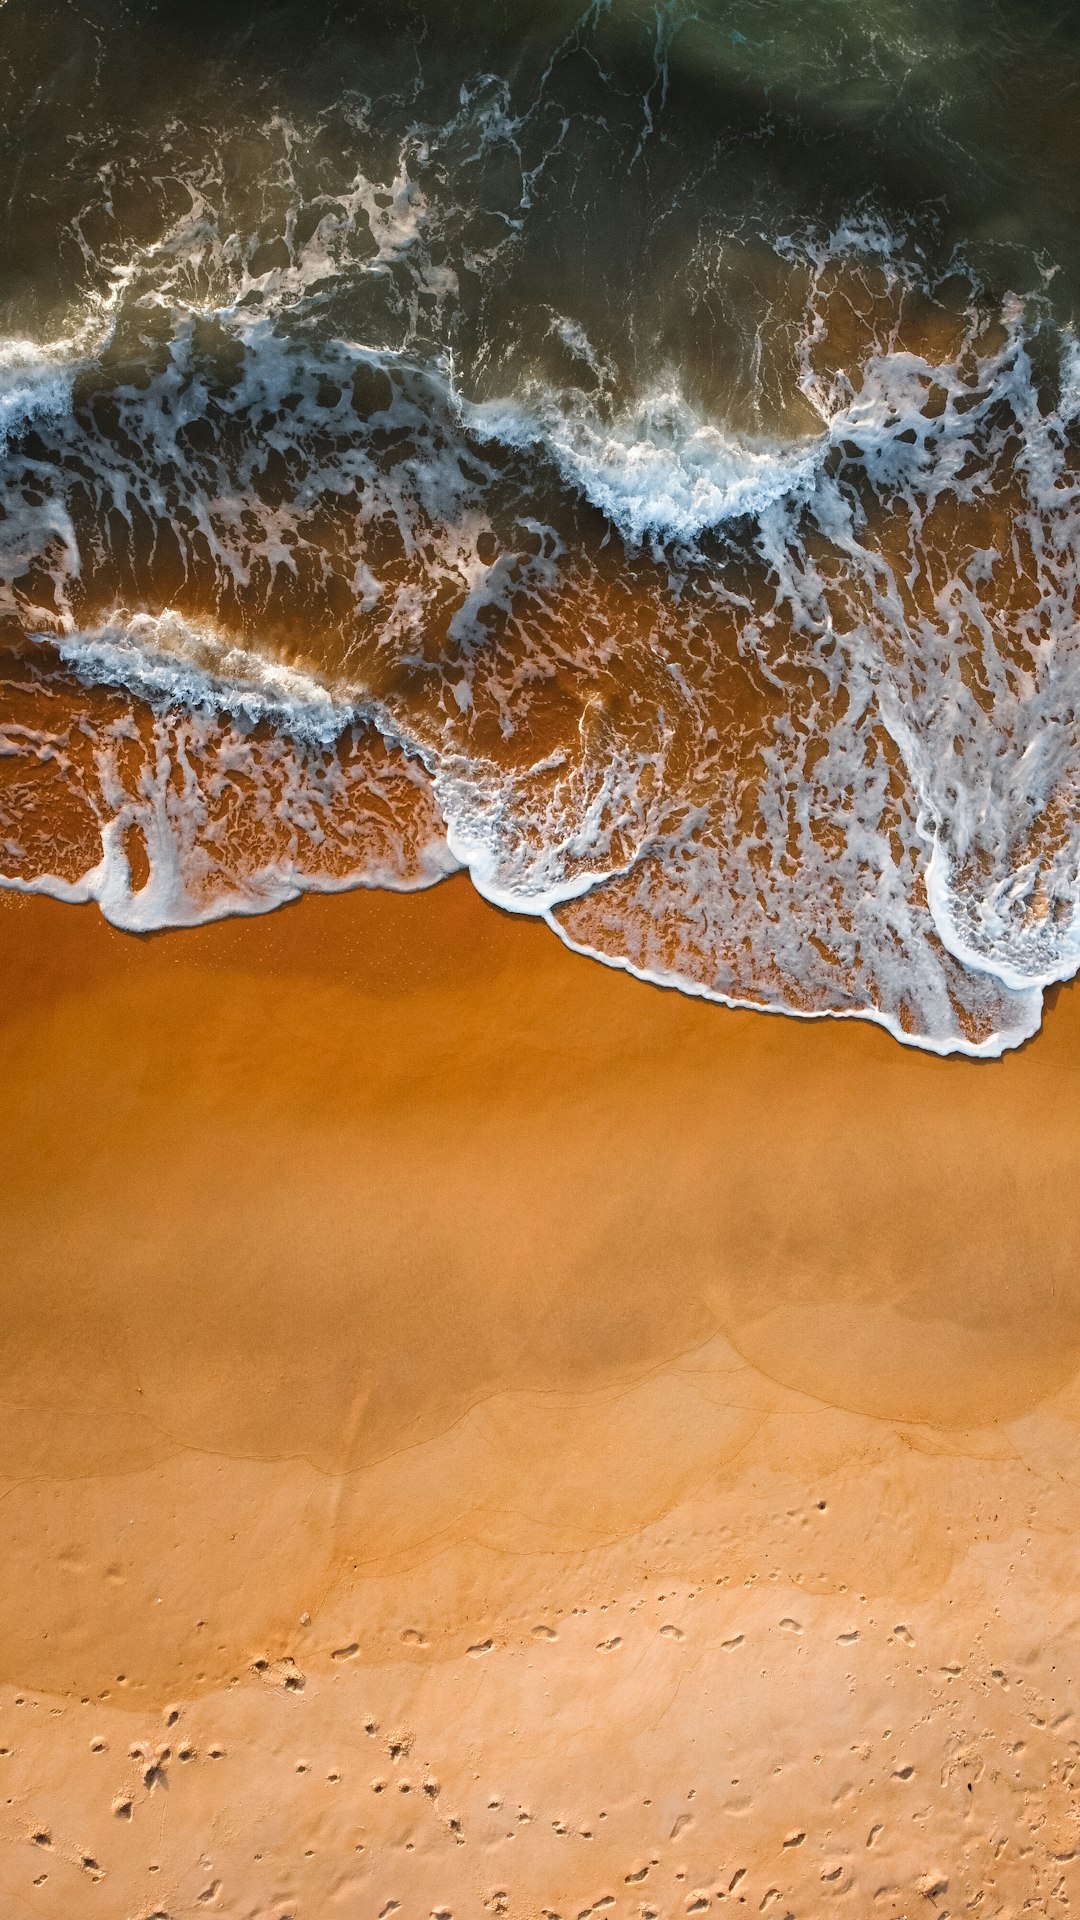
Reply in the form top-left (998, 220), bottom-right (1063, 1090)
top-left (2, 876), bottom-right (1080, 1919)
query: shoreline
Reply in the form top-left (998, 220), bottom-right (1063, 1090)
top-left (2, 623), bottom-right (1055, 1060)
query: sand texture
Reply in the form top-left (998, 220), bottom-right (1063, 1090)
top-left (2, 877), bottom-right (1080, 1918)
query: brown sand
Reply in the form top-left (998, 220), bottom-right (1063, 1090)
top-left (1, 876), bottom-right (1079, 1918)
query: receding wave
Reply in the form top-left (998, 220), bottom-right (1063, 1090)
top-left (3, 0), bottom-right (1080, 1056)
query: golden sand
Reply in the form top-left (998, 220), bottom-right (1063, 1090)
top-left (1, 876), bottom-right (1079, 1917)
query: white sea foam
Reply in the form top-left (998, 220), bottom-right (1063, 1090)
top-left (468, 385), bottom-right (822, 546)
top-left (1, 616), bottom-right (458, 932)
top-left (2, 212), bottom-right (1079, 1055)
top-left (0, 340), bottom-right (76, 450)
top-left (52, 612), bottom-right (365, 749)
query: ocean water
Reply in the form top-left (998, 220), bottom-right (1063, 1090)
top-left (2, 0), bottom-right (1080, 1053)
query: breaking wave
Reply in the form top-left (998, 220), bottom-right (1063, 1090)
top-left (3, 0), bottom-right (1080, 1056)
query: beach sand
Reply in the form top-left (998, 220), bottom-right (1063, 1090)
top-left (2, 875), bottom-right (1079, 1918)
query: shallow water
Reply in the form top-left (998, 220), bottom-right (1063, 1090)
top-left (3, 0), bottom-right (1080, 1052)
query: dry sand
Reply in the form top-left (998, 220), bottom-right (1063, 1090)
top-left (1, 875), bottom-right (1079, 1918)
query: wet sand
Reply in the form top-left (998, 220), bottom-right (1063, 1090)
top-left (2, 875), bottom-right (1080, 1918)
